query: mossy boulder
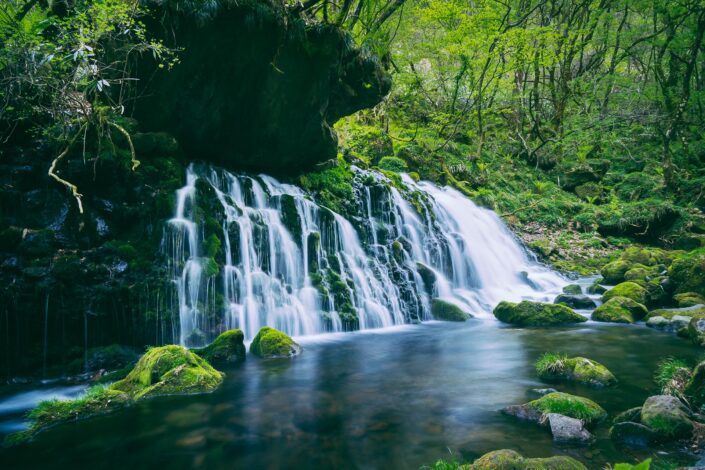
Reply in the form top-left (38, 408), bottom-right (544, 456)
top-left (674, 292), bottom-right (705, 308)
top-left (602, 282), bottom-right (648, 305)
top-left (640, 395), bottom-right (694, 440)
top-left (563, 284), bottom-right (582, 295)
top-left (469, 449), bottom-right (587, 470)
top-left (493, 301), bottom-right (586, 326)
top-left (601, 260), bottom-right (631, 284)
top-left (591, 296), bottom-right (648, 323)
top-left (250, 327), bottom-right (302, 358)
top-left (415, 262), bottom-right (436, 293)
top-left (535, 353), bottom-right (617, 387)
top-left (685, 361), bottom-right (705, 409)
top-left (553, 294), bottom-right (596, 310)
top-left (192, 329), bottom-right (246, 364)
top-left (112, 345), bottom-right (223, 400)
top-left (587, 281), bottom-right (607, 295)
top-left (624, 264), bottom-right (661, 284)
top-left (669, 250), bottom-right (705, 297)
top-left (503, 392), bottom-right (606, 426)
top-left (621, 246), bottom-right (671, 266)
top-left (431, 299), bottom-right (472, 321)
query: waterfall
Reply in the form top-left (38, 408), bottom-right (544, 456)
top-left (167, 164), bottom-right (566, 346)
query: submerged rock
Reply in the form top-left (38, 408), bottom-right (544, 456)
top-left (610, 421), bottom-right (658, 447)
top-left (250, 327), bottom-right (302, 358)
top-left (553, 294), bottom-right (596, 310)
top-left (431, 299), bottom-right (472, 322)
top-left (469, 449), bottom-right (587, 469)
top-left (603, 282), bottom-right (648, 305)
top-left (591, 296), bottom-right (648, 323)
top-left (192, 329), bottom-right (246, 364)
top-left (493, 301), bottom-right (587, 326)
top-left (535, 354), bottom-right (617, 387)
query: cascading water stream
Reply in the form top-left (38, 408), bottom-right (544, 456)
top-left (167, 164), bottom-right (566, 346)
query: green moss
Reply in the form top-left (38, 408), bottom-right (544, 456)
top-left (431, 299), bottom-right (471, 322)
top-left (562, 284), bottom-right (582, 295)
top-left (654, 357), bottom-right (692, 396)
top-left (192, 329), bottom-right (245, 364)
top-left (592, 296), bottom-right (648, 323)
top-left (377, 156), bottom-right (408, 172)
top-left (536, 353), bottom-right (616, 387)
top-left (685, 361), bottom-right (705, 409)
top-left (669, 250), bottom-right (705, 296)
top-left (603, 282), bottom-right (648, 305)
top-left (674, 292), bottom-right (705, 307)
top-left (624, 264), bottom-right (660, 284)
top-left (468, 449), bottom-right (587, 470)
top-left (646, 306), bottom-right (705, 320)
top-left (493, 300), bottom-right (587, 326)
top-left (529, 392), bottom-right (607, 425)
top-left (600, 260), bottom-right (631, 284)
top-left (112, 345), bottom-right (223, 400)
top-left (640, 395), bottom-right (694, 438)
top-left (250, 326), bottom-right (301, 358)
top-left (298, 160), bottom-right (355, 216)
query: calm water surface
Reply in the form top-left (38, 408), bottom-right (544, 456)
top-left (1, 320), bottom-right (702, 469)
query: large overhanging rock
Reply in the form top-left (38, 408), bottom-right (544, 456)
top-left (135, 0), bottom-right (391, 173)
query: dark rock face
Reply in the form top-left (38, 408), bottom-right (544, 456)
top-left (136, 0), bottom-right (391, 174)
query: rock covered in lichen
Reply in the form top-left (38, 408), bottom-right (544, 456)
top-left (192, 329), bottom-right (246, 364)
top-left (431, 299), bottom-right (472, 321)
top-left (250, 326), bottom-right (302, 358)
top-left (591, 296), bottom-right (648, 323)
top-left (493, 300), bottom-right (586, 326)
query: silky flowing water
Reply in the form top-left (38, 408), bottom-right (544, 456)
top-left (1, 320), bottom-right (701, 469)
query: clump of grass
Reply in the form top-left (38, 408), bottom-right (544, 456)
top-left (654, 357), bottom-right (692, 397)
top-left (530, 392), bottom-right (607, 424)
top-left (535, 352), bottom-right (568, 377)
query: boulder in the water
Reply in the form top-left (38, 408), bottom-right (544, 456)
top-left (431, 299), bottom-right (472, 322)
top-left (250, 327), bottom-right (302, 358)
top-left (674, 292), bottom-right (705, 308)
top-left (563, 284), bottom-right (582, 295)
top-left (415, 262), bottom-right (436, 293)
top-left (587, 281), bottom-right (607, 295)
top-left (603, 281), bottom-right (648, 305)
top-left (468, 449), bottom-right (587, 470)
top-left (601, 260), bottom-right (632, 284)
top-left (543, 413), bottom-right (593, 444)
top-left (685, 361), bottom-right (705, 409)
top-left (503, 392), bottom-right (606, 426)
top-left (535, 353), bottom-right (617, 387)
top-left (591, 296), bottom-right (648, 323)
top-left (192, 329), bottom-right (246, 364)
top-left (640, 395), bottom-right (694, 440)
top-left (553, 294), bottom-right (596, 310)
top-left (610, 421), bottom-right (659, 447)
top-left (493, 301), bottom-right (586, 326)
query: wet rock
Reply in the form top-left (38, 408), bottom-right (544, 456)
top-left (591, 296), bottom-right (648, 323)
top-left (415, 262), bottom-right (436, 294)
top-left (501, 404), bottom-right (543, 423)
top-left (587, 281), bottom-right (607, 295)
top-left (687, 317), bottom-right (705, 346)
top-left (674, 292), bottom-right (705, 308)
top-left (543, 413), bottom-right (593, 444)
top-left (503, 392), bottom-right (606, 426)
top-left (431, 299), bottom-right (472, 322)
top-left (553, 294), bottom-right (596, 310)
top-left (563, 284), bottom-right (582, 295)
top-left (613, 407), bottom-right (642, 424)
top-left (601, 260), bottom-right (631, 284)
top-left (192, 329), bottom-right (246, 364)
top-left (610, 421), bottom-right (658, 447)
top-left (469, 449), bottom-right (587, 469)
top-left (531, 388), bottom-right (559, 396)
top-left (250, 327), bottom-right (302, 358)
top-left (536, 354), bottom-right (617, 387)
top-left (603, 282), bottom-right (648, 305)
top-left (493, 301), bottom-right (587, 326)
top-left (640, 395), bottom-right (694, 440)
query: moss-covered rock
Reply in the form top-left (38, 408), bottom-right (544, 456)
top-left (640, 395), bottom-right (694, 440)
top-left (669, 250), bottom-right (705, 297)
top-left (602, 282), bottom-right (648, 305)
top-left (601, 260), bottom-right (631, 284)
top-left (591, 296), bottom-right (648, 323)
top-left (469, 449), bottom-right (587, 470)
top-left (415, 262), bottom-right (436, 294)
top-left (112, 345), bottom-right (223, 400)
top-left (250, 327), bottom-right (302, 358)
top-left (535, 353), bottom-right (617, 387)
top-left (504, 392), bottom-right (606, 427)
top-left (674, 292), bottom-right (705, 308)
top-left (431, 299), bottom-right (472, 321)
top-left (192, 329), bottom-right (246, 364)
top-left (553, 294), bottom-right (596, 309)
top-left (493, 301), bottom-right (586, 326)
top-left (563, 284), bottom-right (582, 295)
top-left (587, 281), bottom-right (607, 295)
top-left (685, 361), bottom-right (705, 409)
top-left (624, 264), bottom-right (661, 284)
